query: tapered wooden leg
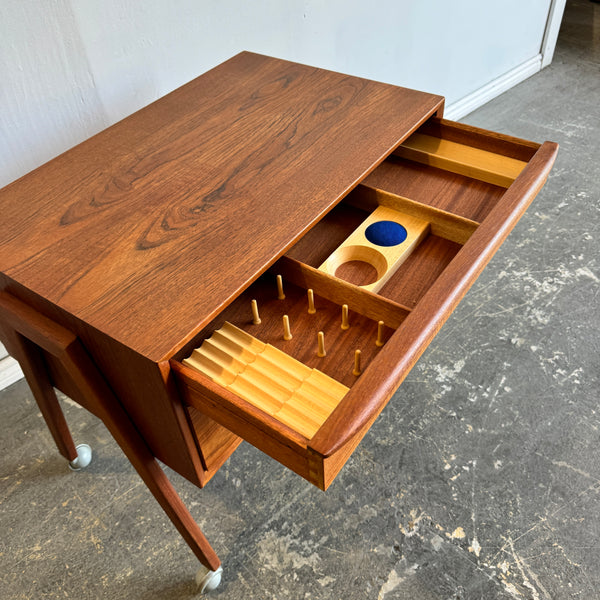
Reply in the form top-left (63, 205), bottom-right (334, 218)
top-left (0, 292), bottom-right (221, 572)
top-left (63, 342), bottom-right (221, 571)
top-left (119, 440), bottom-right (221, 571)
top-left (3, 329), bottom-right (78, 462)
top-left (102, 405), bottom-right (221, 570)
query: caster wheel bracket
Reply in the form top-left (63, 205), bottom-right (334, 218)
top-left (68, 443), bottom-right (92, 470)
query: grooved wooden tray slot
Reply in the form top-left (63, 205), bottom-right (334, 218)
top-left (395, 132), bottom-right (528, 187)
top-left (362, 118), bottom-right (540, 223)
top-left (173, 267), bottom-right (403, 488)
top-left (184, 322), bottom-right (348, 439)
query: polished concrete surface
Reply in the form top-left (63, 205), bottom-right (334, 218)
top-left (1, 2), bottom-right (599, 598)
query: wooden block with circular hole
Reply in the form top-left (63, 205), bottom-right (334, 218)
top-left (318, 205), bottom-right (429, 293)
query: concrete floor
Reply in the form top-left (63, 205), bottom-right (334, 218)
top-left (1, 2), bottom-right (599, 598)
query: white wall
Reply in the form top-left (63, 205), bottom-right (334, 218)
top-left (0, 0), bottom-right (564, 388)
top-left (0, 0), bottom-right (563, 189)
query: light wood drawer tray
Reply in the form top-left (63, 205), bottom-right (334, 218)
top-left (172, 117), bottom-right (557, 491)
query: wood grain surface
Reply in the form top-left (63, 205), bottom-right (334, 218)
top-left (0, 51), bottom-right (443, 361)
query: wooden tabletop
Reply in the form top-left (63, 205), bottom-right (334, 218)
top-left (0, 52), bottom-right (443, 361)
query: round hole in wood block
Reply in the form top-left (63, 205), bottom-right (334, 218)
top-left (365, 220), bottom-right (407, 247)
top-left (335, 260), bottom-right (379, 286)
top-left (326, 245), bottom-right (387, 287)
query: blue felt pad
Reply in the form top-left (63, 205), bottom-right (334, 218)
top-left (364, 220), bottom-right (407, 247)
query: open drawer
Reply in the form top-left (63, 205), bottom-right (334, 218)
top-left (171, 117), bottom-right (557, 491)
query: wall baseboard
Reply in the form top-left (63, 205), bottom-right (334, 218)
top-left (445, 54), bottom-right (542, 121)
top-left (0, 355), bottom-right (23, 390)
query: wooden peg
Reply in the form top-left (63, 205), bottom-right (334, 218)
top-left (251, 299), bottom-right (261, 325)
top-left (353, 349), bottom-right (362, 376)
top-left (317, 331), bottom-right (326, 357)
top-left (341, 304), bottom-right (349, 330)
top-left (376, 320), bottom-right (385, 347)
top-left (307, 289), bottom-right (316, 314)
top-left (283, 315), bottom-right (292, 340)
top-left (276, 274), bottom-right (285, 300)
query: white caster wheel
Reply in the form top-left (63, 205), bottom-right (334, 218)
top-left (196, 565), bottom-right (223, 593)
top-left (68, 444), bottom-right (92, 470)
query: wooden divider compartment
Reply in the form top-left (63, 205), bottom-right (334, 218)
top-left (172, 116), bottom-right (558, 491)
top-left (172, 263), bottom-right (406, 488)
top-left (362, 117), bottom-right (540, 223)
top-left (286, 186), bottom-right (475, 310)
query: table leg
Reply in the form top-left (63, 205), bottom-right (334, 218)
top-left (1, 328), bottom-right (78, 462)
top-left (0, 292), bottom-right (222, 575)
top-left (63, 340), bottom-right (222, 572)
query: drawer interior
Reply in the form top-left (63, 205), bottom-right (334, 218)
top-left (172, 117), bottom-right (552, 490)
top-left (362, 117), bottom-right (539, 222)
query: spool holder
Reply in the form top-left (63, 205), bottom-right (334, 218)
top-left (318, 205), bottom-right (430, 293)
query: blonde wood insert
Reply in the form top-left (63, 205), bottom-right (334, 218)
top-left (394, 133), bottom-right (528, 188)
top-left (183, 322), bottom-right (348, 439)
top-left (319, 205), bottom-right (429, 294)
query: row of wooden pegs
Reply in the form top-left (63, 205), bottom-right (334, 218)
top-left (248, 275), bottom-right (387, 376)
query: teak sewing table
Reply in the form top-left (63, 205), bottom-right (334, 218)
top-left (0, 52), bottom-right (557, 590)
